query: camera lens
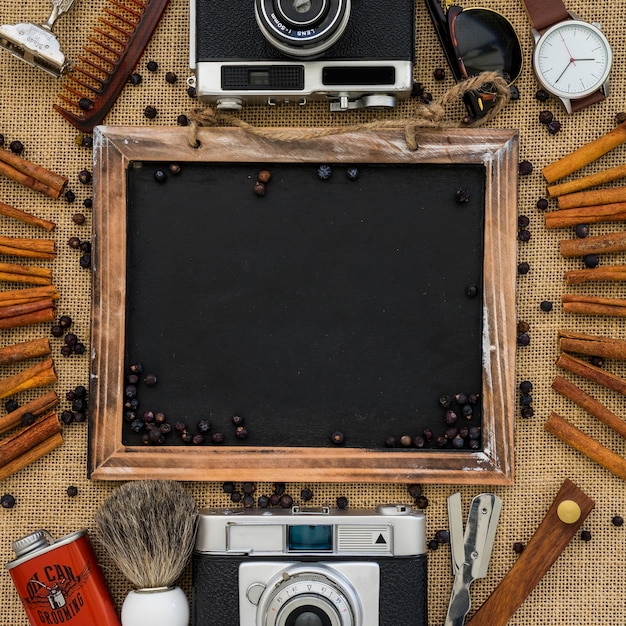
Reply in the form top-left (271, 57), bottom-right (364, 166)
top-left (255, 0), bottom-right (351, 58)
top-left (286, 606), bottom-right (331, 626)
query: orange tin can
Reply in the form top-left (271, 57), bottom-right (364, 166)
top-left (6, 529), bottom-right (121, 626)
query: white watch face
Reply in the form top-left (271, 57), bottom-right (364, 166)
top-left (533, 20), bottom-right (612, 99)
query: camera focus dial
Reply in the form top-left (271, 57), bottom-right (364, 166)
top-left (258, 567), bottom-right (359, 626)
top-left (255, 0), bottom-right (351, 58)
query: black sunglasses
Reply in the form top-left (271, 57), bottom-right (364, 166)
top-left (424, 0), bottom-right (523, 119)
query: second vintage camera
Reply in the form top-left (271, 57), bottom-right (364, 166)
top-left (189, 0), bottom-right (416, 112)
top-left (192, 504), bottom-right (427, 626)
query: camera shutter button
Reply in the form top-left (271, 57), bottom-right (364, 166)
top-left (246, 582), bottom-right (266, 606)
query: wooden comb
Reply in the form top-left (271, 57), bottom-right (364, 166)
top-left (54, 0), bottom-right (170, 133)
top-left (466, 478), bottom-right (594, 626)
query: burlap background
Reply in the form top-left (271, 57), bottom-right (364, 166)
top-left (1, 0), bottom-right (626, 624)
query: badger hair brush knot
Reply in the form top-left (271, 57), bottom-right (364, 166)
top-left (95, 480), bottom-right (198, 626)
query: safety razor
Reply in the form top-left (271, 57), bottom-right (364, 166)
top-left (0, 0), bottom-right (77, 77)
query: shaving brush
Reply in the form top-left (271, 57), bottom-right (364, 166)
top-left (95, 480), bottom-right (198, 626)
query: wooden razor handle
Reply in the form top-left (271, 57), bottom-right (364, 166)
top-left (466, 479), bottom-right (594, 626)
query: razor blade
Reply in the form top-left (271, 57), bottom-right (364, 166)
top-left (0, 0), bottom-right (77, 77)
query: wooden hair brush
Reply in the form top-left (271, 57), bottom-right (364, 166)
top-left (95, 480), bottom-right (198, 626)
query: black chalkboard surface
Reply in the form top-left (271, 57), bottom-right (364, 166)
top-left (90, 127), bottom-right (517, 483)
top-left (124, 162), bottom-right (485, 448)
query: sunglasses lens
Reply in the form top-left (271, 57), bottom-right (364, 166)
top-left (453, 9), bottom-right (522, 83)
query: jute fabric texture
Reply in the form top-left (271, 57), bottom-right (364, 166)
top-left (1, 1), bottom-right (626, 624)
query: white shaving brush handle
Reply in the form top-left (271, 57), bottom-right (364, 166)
top-left (121, 586), bottom-right (189, 626)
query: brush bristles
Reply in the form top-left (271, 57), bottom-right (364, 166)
top-left (95, 480), bottom-right (198, 589)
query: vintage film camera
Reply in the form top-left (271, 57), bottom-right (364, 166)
top-left (192, 504), bottom-right (427, 626)
top-left (189, 0), bottom-right (416, 112)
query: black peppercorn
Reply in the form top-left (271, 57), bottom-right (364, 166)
top-left (1, 493), bottom-right (16, 509)
top-left (547, 120), bottom-right (562, 135)
top-left (235, 425), bottom-right (248, 439)
top-left (509, 85), bottom-right (520, 100)
top-left (580, 530), bottom-right (592, 542)
top-left (336, 496), bottom-right (348, 509)
top-left (583, 254), bottom-right (599, 268)
top-left (66, 486), bottom-right (78, 497)
top-left (407, 484), bottom-right (422, 499)
top-left (197, 418), bottom-right (211, 433)
top-left (78, 97), bottom-right (93, 111)
top-left (518, 160), bottom-right (533, 176)
top-left (211, 432), bottom-right (225, 444)
top-left (455, 187), bottom-right (470, 204)
top-left (520, 405), bottom-right (534, 418)
top-left (331, 431), bottom-right (345, 445)
top-left (540, 300), bottom-right (553, 312)
top-left (143, 373), bottom-right (158, 386)
top-left (9, 140), bottom-right (24, 154)
top-left (258, 495), bottom-right (270, 508)
top-left (153, 169), bottom-right (167, 183)
top-left (612, 515), bottom-right (624, 527)
top-left (78, 169), bottom-right (92, 184)
top-left (300, 488), bottom-right (313, 501)
top-left (538, 110), bottom-right (554, 124)
top-left (51, 324), bottom-right (63, 338)
top-left (5, 399), bottom-right (19, 412)
top-left (144, 105), bottom-right (157, 119)
top-left (222, 481), bottom-right (235, 493)
top-left (79, 253), bottom-right (91, 269)
top-left (519, 380), bottom-right (532, 393)
top-left (512, 541), bottom-right (525, 554)
top-left (253, 181), bottom-right (266, 196)
top-left (536, 198), bottom-right (549, 210)
top-left (74, 343), bottom-right (86, 355)
top-left (435, 529), bottom-right (450, 544)
top-left (242, 482), bottom-right (256, 495)
top-left (60, 410), bottom-right (75, 424)
top-left (129, 72), bottom-right (142, 85)
top-left (518, 215), bottom-right (530, 228)
top-left (316, 164), bottom-right (333, 180)
top-left (273, 483), bottom-right (286, 496)
top-left (21, 412), bottom-right (35, 426)
top-left (465, 284), bottom-right (478, 298)
top-left (280, 494), bottom-right (294, 508)
top-left (535, 89), bottom-right (549, 102)
top-left (575, 224), bottom-right (590, 238)
top-left (428, 539), bottom-right (439, 551)
top-left (590, 356), bottom-right (604, 368)
top-left (444, 409), bottom-right (458, 425)
top-left (230, 491), bottom-right (242, 503)
top-left (346, 166), bottom-right (360, 181)
top-left (422, 428), bottom-right (433, 442)
top-left (80, 241), bottom-right (91, 253)
top-left (455, 392), bottom-right (468, 404)
top-left (384, 436), bottom-right (396, 447)
top-left (65, 190), bottom-right (76, 203)
top-left (615, 112), bottom-right (626, 125)
top-left (517, 321), bottom-right (530, 334)
top-left (232, 415), bottom-right (244, 426)
top-left (439, 394), bottom-right (453, 408)
top-left (517, 229), bottom-right (531, 242)
top-left (415, 495), bottom-right (429, 509)
top-left (518, 262), bottom-right (530, 274)
top-left (65, 333), bottom-right (78, 347)
top-left (146, 60), bottom-right (158, 72)
top-left (192, 433), bottom-right (205, 445)
top-left (60, 345), bottom-right (73, 357)
top-left (433, 67), bottom-right (446, 80)
top-left (517, 333), bottom-right (530, 346)
top-left (165, 71), bottom-right (178, 84)
top-left (187, 85), bottom-right (197, 98)
top-left (242, 495), bottom-right (255, 508)
top-left (68, 236), bottom-right (81, 249)
top-left (413, 435), bottom-right (425, 448)
top-left (519, 393), bottom-right (532, 406)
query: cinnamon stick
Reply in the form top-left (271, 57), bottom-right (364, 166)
top-left (0, 390), bottom-right (59, 435)
top-left (0, 286), bottom-right (59, 306)
top-left (560, 230), bottom-right (626, 257)
top-left (0, 431), bottom-right (63, 481)
top-left (0, 337), bottom-right (51, 366)
top-left (0, 412), bottom-right (61, 467)
top-left (0, 148), bottom-right (68, 198)
top-left (562, 294), bottom-right (626, 318)
top-left (552, 376), bottom-right (626, 439)
top-left (565, 265), bottom-right (626, 284)
top-left (0, 272), bottom-right (51, 286)
top-left (547, 163), bottom-right (626, 197)
top-left (556, 352), bottom-right (626, 395)
top-left (0, 244), bottom-right (55, 260)
top-left (557, 186), bottom-right (626, 209)
top-left (558, 330), bottom-right (626, 360)
top-left (0, 358), bottom-right (57, 400)
top-left (0, 236), bottom-right (55, 256)
top-left (0, 200), bottom-right (55, 231)
top-left (0, 306), bottom-right (55, 329)
top-left (545, 412), bottom-right (626, 481)
top-left (0, 162), bottom-right (62, 199)
top-left (542, 121), bottom-right (626, 183)
top-left (545, 202), bottom-right (626, 229)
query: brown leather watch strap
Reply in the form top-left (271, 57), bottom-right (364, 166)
top-left (521, 0), bottom-right (569, 32)
top-left (571, 89), bottom-right (606, 112)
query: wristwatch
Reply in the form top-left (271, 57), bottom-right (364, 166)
top-left (520, 0), bottom-right (612, 113)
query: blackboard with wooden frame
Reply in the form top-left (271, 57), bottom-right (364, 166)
top-left (89, 126), bottom-right (518, 484)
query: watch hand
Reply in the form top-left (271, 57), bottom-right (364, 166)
top-left (559, 32), bottom-right (576, 66)
top-left (555, 60), bottom-right (573, 83)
